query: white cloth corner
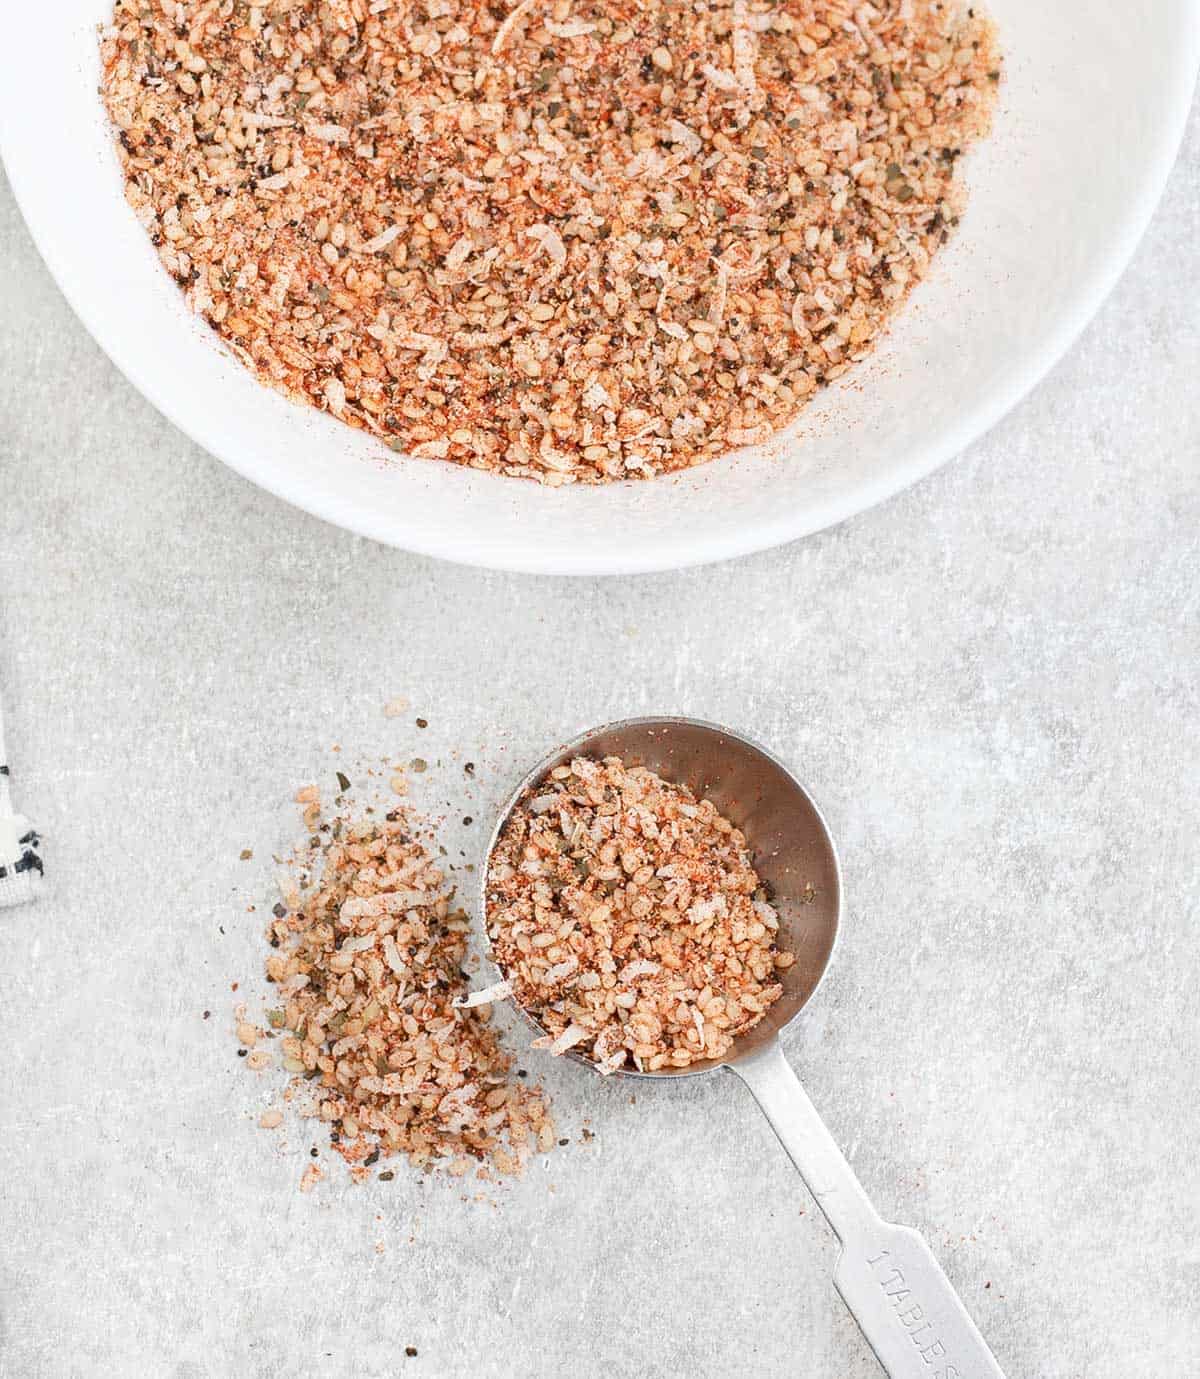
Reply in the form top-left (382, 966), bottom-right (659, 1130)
top-left (0, 695), bottom-right (42, 908)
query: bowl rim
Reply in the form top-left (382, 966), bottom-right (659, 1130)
top-left (2, 10), bottom-right (1197, 576)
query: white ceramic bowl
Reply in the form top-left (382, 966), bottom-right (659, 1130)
top-left (2, 5), bottom-right (1196, 575)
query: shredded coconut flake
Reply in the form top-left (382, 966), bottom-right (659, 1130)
top-left (545, 17), bottom-right (595, 37)
top-left (453, 978), bottom-right (514, 1009)
top-left (491, 0), bottom-right (537, 55)
top-left (569, 165), bottom-right (605, 193)
top-left (666, 119), bottom-right (703, 158)
top-left (534, 1023), bottom-right (590, 1056)
top-left (702, 62), bottom-right (740, 93)
top-left (359, 224), bottom-right (401, 254)
top-left (708, 258), bottom-right (729, 328)
top-left (323, 377), bottom-right (347, 414)
top-left (443, 234), bottom-right (474, 270)
top-left (731, 0), bottom-right (760, 96)
top-left (307, 122), bottom-right (349, 143)
top-left (525, 223), bottom-right (567, 276)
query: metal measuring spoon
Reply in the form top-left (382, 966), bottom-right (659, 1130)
top-left (481, 717), bottom-right (1008, 1379)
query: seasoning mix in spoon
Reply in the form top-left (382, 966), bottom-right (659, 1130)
top-left (100, 0), bottom-right (1000, 483)
top-left (485, 754), bottom-right (795, 1072)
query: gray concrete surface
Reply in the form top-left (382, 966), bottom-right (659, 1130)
top-left (1, 96), bottom-right (1197, 1379)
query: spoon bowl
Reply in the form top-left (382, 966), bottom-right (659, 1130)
top-left (480, 715), bottom-right (841, 1076)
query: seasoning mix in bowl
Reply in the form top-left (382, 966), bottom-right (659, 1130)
top-left (484, 755), bottom-right (795, 1072)
top-left (99, 0), bottom-right (1000, 484)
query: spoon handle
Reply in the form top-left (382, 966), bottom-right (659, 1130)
top-left (731, 1041), bottom-right (1006, 1379)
